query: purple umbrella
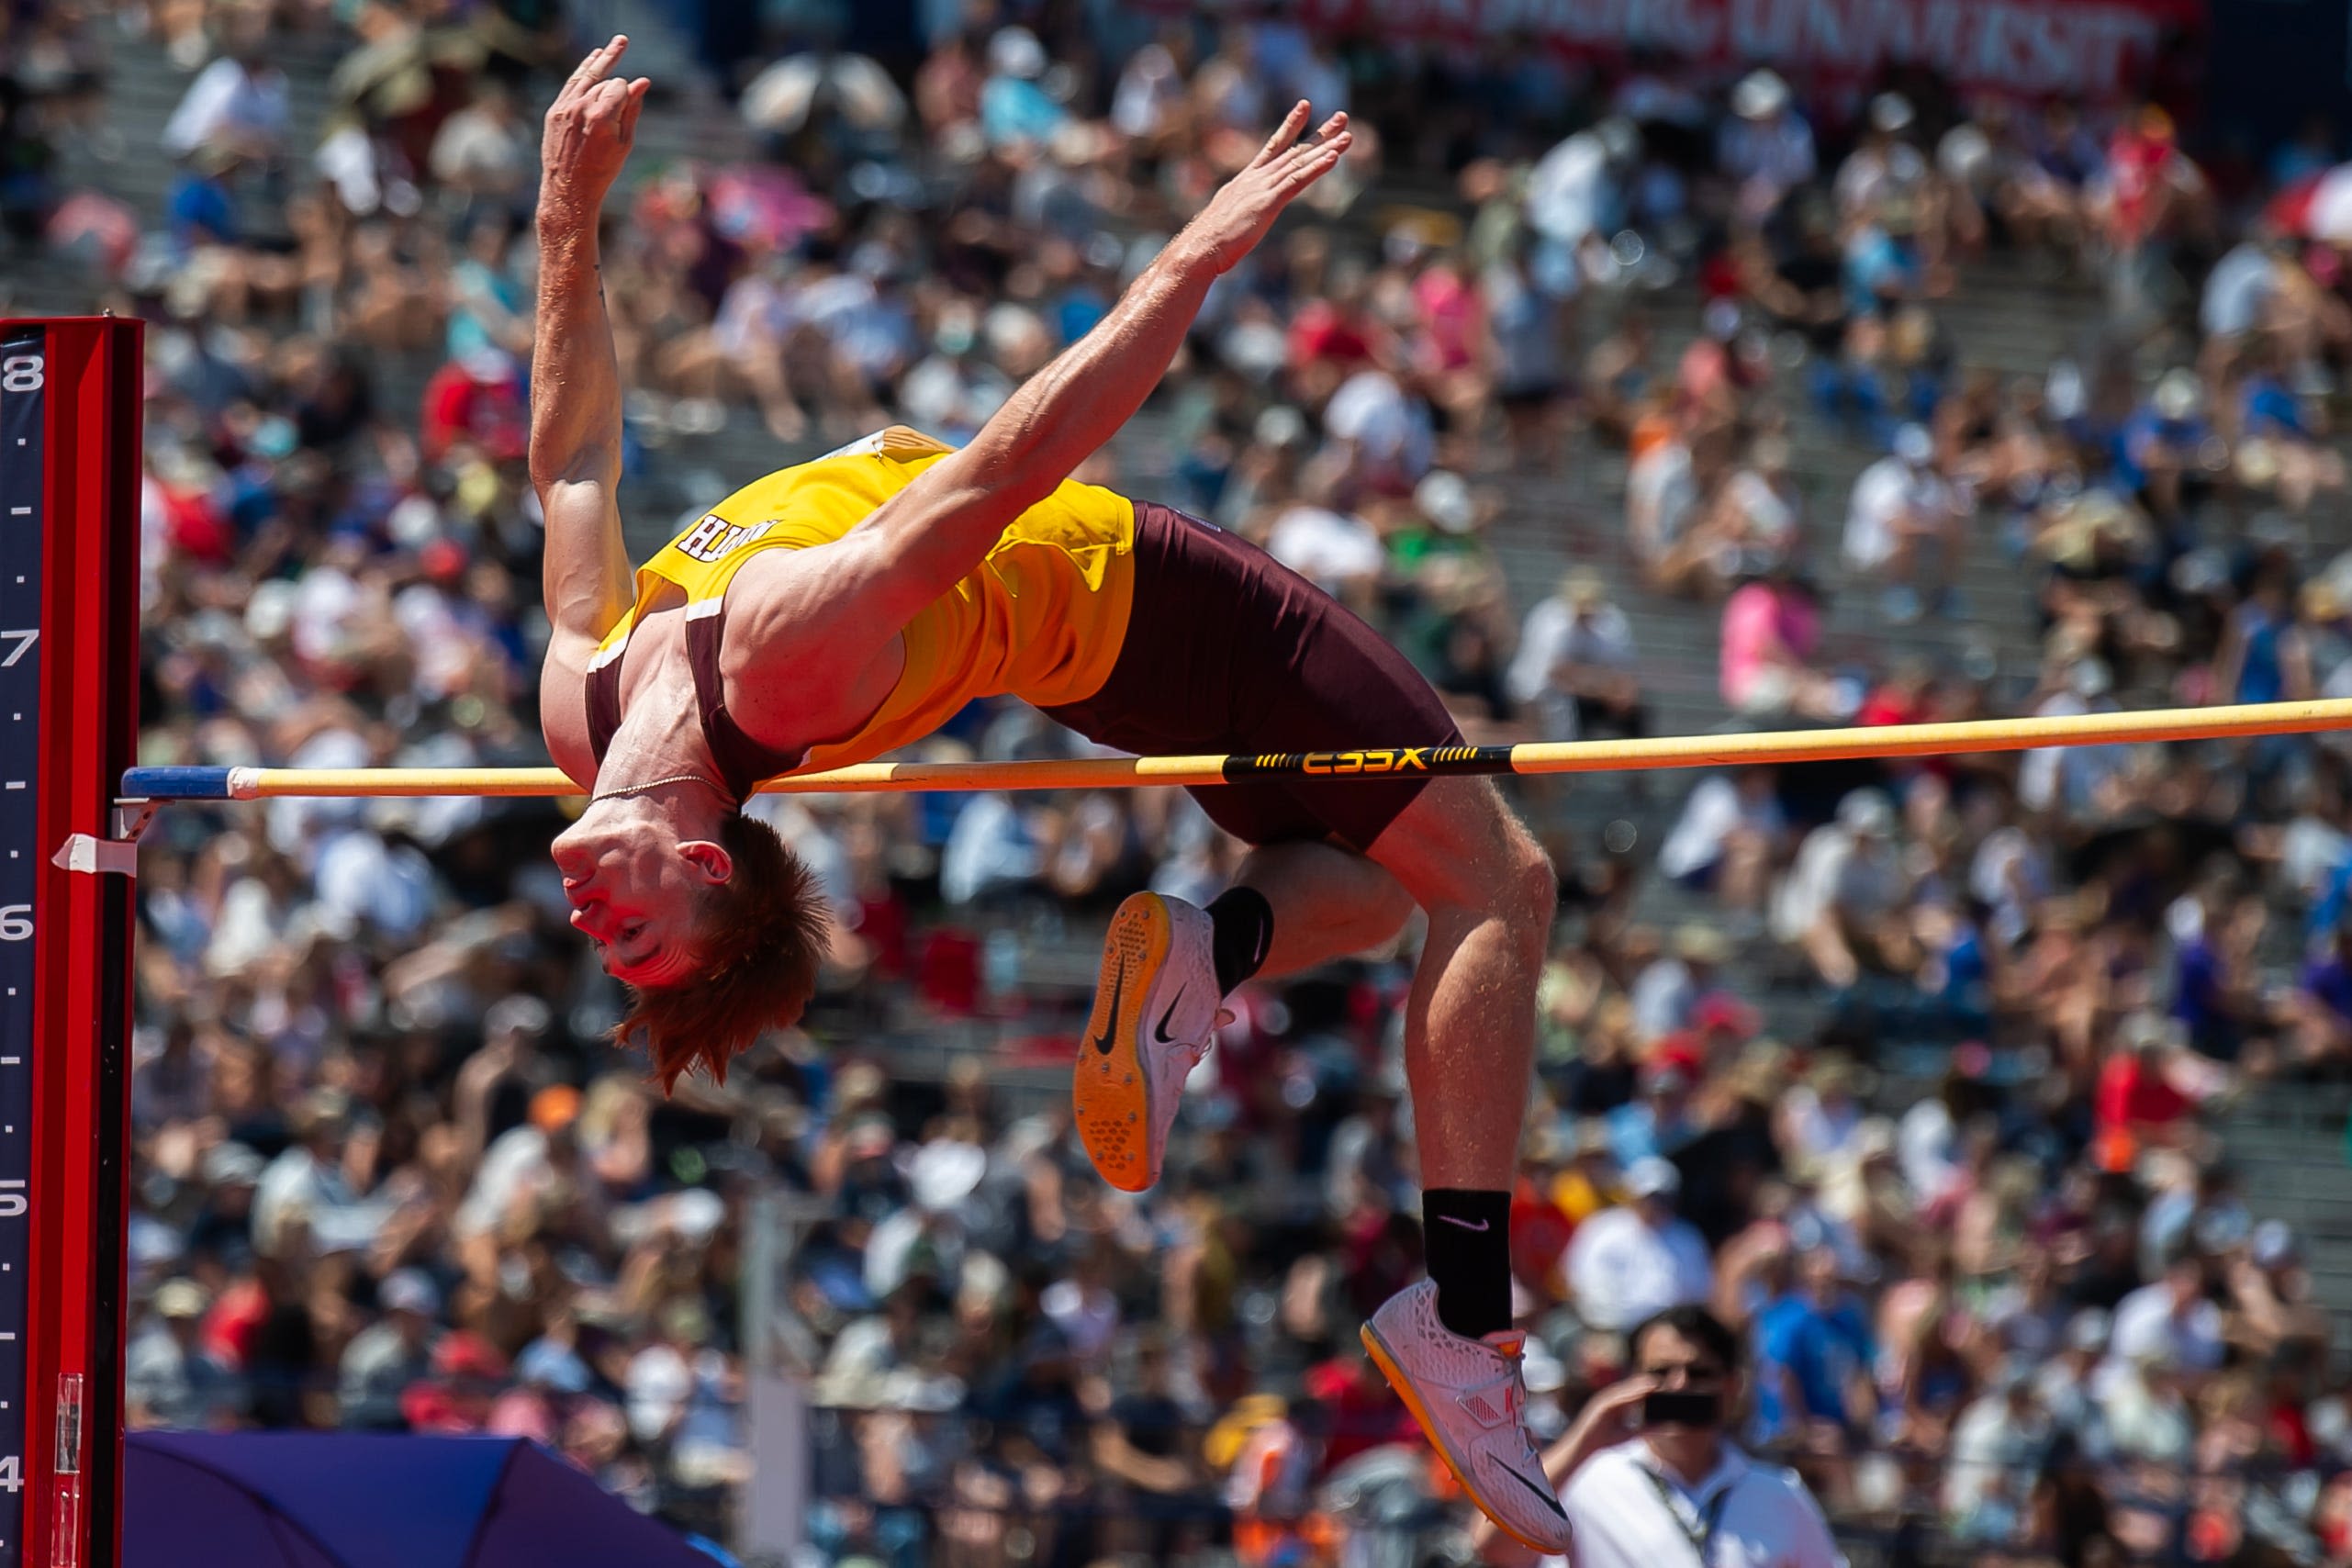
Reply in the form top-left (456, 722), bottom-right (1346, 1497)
top-left (125, 1431), bottom-right (716, 1568)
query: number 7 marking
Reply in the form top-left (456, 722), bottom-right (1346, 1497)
top-left (0, 633), bottom-right (31, 669)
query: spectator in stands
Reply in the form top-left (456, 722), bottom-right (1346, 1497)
top-left (1608, 1058), bottom-right (1699, 1168)
top-left (1945, 1361), bottom-right (2054, 1540)
top-left (1719, 560), bottom-right (1851, 723)
top-left (160, 1), bottom-right (286, 169)
top-left (1564, 1157), bottom-right (1713, 1332)
top-left (1629, 924), bottom-right (1730, 1046)
top-left (338, 1269), bottom-right (442, 1431)
top-left (127, 1279), bottom-right (239, 1430)
top-left (1506, 568), bottom-right (1644, 744)
top-left (2107, 1248), bottom-right (2226, 1392)
top-left (1659, 766), bottom-right (1787, 917)
top-left (2093, 1014), bottom-right (2201, 1167)
top-left (429, 80), bottom-right (532, 211)
top-left (1481, 1305), bottom-right (1846, 1568)
top-left (1772, 790), bottom-right (1912, 992)
top-left (1844, 422), bottom-right (1968, 623)
top-left (1754, 1242), bottom-right (1877, 1453)
top-left (2118, 367), bottom-right (2216, 527)
top-left (2097, 106), bottom-right (2210, 333)
top-left (1718, 70), bottom-right (1814, 224)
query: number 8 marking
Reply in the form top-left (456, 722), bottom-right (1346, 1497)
top-left (0, 357), bottom-right (39, 394)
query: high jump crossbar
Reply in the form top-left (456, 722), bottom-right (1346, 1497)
top-left (118, 696), bottom-right (2352, 801)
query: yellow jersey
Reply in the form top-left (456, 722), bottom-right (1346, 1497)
top-left (587, 428), bottom-right (1137, 789)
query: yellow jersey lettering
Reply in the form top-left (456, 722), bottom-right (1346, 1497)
top-left (677, 513), bottom-right (730, 560)
top-left (676, 517), bottom-right (777, 565)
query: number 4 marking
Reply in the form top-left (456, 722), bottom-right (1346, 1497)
top-left (0, 633), bottom-right (30, 669)
top-left (0, 1455), bottom-right (22, 1493)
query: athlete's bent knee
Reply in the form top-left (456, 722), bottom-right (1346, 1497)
top-left (1498, 836), bottom-right (1559, 934)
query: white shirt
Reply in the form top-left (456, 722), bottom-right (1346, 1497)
top-left (1630, 958), bottom-right (1697, 1044)
top-left (1110, 44), bottom-right (1184, 139)
top-left (454, 1126), bottom-right (552, 1240)
top-left (428, 106), bottom-right (527, 192)
top-left (1553, 1440), bottom-right (1845, 1568)
top-left (1563, 1206), bottom-right (1713, 1332)
top-left (252, 1147), bottom-right (391, 1258)
top-left (1526, 130), bottom-right (1615, 247)
top-left (1265, 505), bottom-right (1383, 589)
top-left (162, 57), bottom-right (290, 160)
top-left (1722, 469), bottom-right (1801, 553)
top-left (1324, 370), bottom-right (1432, 476)
top-left (1629, 442), bottom-right (1697, 559)
top-left (2017, 693), bottom-right (2126, 817)
top-left (1507, 597), bottom-right (1637, 709)
top-left (1842, 457), bottom-right (1954, 570)
top-left (1943, 1393), bottom-right (2049, 1520)
top-left (1769, 826), bottom-right (1901, 945)
top-left (2200, 242), bottom-right (2277, 339)
top-left (2100, 1283), bottom-right (2223, 1396)
top-left (1717, 114), bottom-right (1818, 197)
top-left (1660, 777), bottom-right (1784, 881)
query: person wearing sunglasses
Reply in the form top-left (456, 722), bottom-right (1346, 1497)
top-left (1474, 1305), bottom-right (1845, 1568)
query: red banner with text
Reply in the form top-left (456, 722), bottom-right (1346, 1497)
top-left (1171, 0), bottom-right (2204, 103)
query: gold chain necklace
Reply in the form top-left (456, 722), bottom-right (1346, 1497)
top-left (589, 770), bottom-right (736, 805)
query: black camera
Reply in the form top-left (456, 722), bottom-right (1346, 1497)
top-left (1641, 1388), bottom-right (1723, 1428)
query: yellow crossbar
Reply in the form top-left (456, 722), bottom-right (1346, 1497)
top-left (116, 698), bottom-right (2352, 801)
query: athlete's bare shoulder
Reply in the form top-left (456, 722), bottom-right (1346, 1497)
top-left (718, 541), bottom-right (910, 744)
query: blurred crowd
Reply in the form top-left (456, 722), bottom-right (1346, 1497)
top-left (10, 0), bottom-right (2352, 1563)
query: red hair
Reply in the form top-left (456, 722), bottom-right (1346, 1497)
top-left (611, 812), bottom-right (830, 1091)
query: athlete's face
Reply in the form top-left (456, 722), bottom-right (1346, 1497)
top-left (550, 801), bottom-right (732, 987)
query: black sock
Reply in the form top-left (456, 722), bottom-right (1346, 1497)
top-left (1423, 1188), bottom-right (1513, 1338)
top-left (1205, 886), bottom-right (1274, 995)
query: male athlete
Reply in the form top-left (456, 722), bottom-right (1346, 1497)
top-left (532, 39), bottom-right (1568, 1549)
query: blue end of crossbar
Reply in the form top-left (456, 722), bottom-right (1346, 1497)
top-left (119, 767), bottom-right (236, 801)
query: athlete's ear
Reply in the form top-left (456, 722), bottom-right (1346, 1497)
top-left (678, 840), bottom-right (734, 885)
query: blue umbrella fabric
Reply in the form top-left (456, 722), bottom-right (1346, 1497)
top-left (125, 1432), bottom-right (714, 1568)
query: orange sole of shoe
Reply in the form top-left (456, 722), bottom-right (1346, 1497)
top-left (1073, 893), bottom-right (1170, 1193)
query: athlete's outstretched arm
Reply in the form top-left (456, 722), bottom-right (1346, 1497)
top-left (835, 103), bottom-right (1351, 625)
top-left (531, 36), bottom-right (648, 653)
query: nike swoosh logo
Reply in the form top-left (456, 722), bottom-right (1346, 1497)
top-left (1092, 963), bottom-right (1126, 1056)
top-left (1437, 1215), bottom-right (1492, 1232)
top-left (1494, 1457), bottom-right (1570, 1521)
top-left (1153, 990), bottom-right (1186, 1045)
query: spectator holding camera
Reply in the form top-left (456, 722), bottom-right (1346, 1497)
top-left (1477, 1305), bottom-right (1844, 1568)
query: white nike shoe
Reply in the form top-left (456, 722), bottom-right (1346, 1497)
top-left (1361, 1279), bottom-right (1574, 1553)
top-left (1073, 891), bottom-right (1227, 1192)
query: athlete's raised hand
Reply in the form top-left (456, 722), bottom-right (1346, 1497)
top-left (542, 35), bottom-right (651, 221)
top-left (1180, 102), bottom-right (1352, 275)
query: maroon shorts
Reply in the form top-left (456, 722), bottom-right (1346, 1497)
top-left (1039, 501), bottom-right (1462, 852)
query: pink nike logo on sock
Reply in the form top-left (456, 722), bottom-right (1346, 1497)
top-left (1437, 1215), bottom-right (1491, 1232)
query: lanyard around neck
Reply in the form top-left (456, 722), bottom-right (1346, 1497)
top-left (1641, 1466), bottom-right (1736, 1568)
